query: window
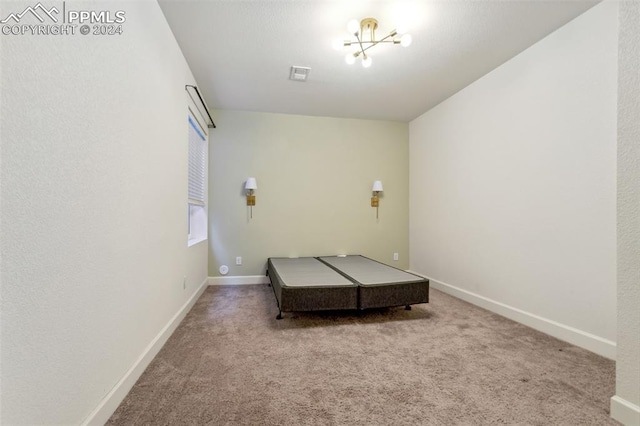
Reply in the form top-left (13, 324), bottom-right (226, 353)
top-left (187, 111), bottom-right (208, 246)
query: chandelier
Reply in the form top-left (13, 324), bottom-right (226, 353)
top-left (334, 18), bottom-right (412, 67)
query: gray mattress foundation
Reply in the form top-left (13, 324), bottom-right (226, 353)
top-left (267, 255), bottom-right (429, 316)
top-left (267, 258), bottom-right (358, 313)
top-left (319, 256), bottom-right (429, 309)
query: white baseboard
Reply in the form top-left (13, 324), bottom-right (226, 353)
top-left (611, 395), bottom-right (640, 425)
top-left (208, 275), bottom-right (270, 285)
top-left (408, 271), bottom-right (617, 360)
top-left (81, 278), bottom-right (209, 426)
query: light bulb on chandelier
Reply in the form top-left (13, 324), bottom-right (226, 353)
top-left (335, 17), bottom-right (411, 67)
top-left (400, 34), bottom-right (412, 47)
top-left (347, 19), bottom-right (360, 35)
top-left (345, 53), bottom-right (356, 65)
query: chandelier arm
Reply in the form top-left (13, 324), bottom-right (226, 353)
top-left (361, 43), bottom-right (376, 54)
top-left (355, 32), bottom-right (367, 58)
top-left (358, 31), bottom-right (397, 54)
top-left (373, 32), bottom-right (395, 44)
top-left (355, 40), bottom-right (397, 45)
top-left (361, 38), bottom-right (385, 53)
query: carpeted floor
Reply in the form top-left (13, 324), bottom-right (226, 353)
top-left (108, 285), bottom-right (618, 425)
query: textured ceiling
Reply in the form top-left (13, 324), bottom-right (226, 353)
top-left (158, 0), bottom-right (599, 122)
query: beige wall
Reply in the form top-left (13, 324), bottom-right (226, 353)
top-left (1, 1), bottom-right (208, 423)
top-left (409, 2), bottom-right (617, 357)
top-left (208, 110), bottom-right (409, 276)
top-left (612, 1), bottom-right (640, 424)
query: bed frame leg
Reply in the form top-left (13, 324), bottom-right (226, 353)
top-left (276, 312), bottom-right (283, 320)
top-left (405, 305), bottom-right (412, 310)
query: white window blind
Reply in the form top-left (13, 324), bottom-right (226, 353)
top-left (188, 115), bottom-right (206, 206)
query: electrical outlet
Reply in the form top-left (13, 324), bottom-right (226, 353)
top-left (236, 256), bottom-right (242, 265)
top-left (393, 253), bottom-right (399, 261)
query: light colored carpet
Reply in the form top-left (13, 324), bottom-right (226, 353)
top-left (108, 285), bottom-right (618, 425)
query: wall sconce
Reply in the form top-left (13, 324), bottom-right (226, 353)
top-left (245, 177), bottom-right (257, 218)
top-left (371, 180), bottom-right (383, 219)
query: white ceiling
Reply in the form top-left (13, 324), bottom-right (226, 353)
top-left (158, 0), bottom-right (599, 122)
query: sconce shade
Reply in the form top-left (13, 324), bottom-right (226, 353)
top-left (245, 177), bottom-right (257, 217)
top-left (245, 177), bottom-right (257, 190)
top-left (372, 180), bottom-right (383, 192)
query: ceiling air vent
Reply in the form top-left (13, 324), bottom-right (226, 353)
top-left (289, 66), bottom-right (311, 82)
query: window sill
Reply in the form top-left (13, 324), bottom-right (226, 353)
top-left (188, 236), bottom-right (207, 248)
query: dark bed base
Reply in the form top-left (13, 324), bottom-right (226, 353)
top-left (358, 281), bottom-right (429, 310)
top-left (318, 255), bottom-right (429, 311)
top-left (267, 259), bottom-right (358, 319)
top-left (267, 256), bottom-right (429, 319)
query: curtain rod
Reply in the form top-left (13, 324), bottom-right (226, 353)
top-left (185, 85), bottom-right (216, 129)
